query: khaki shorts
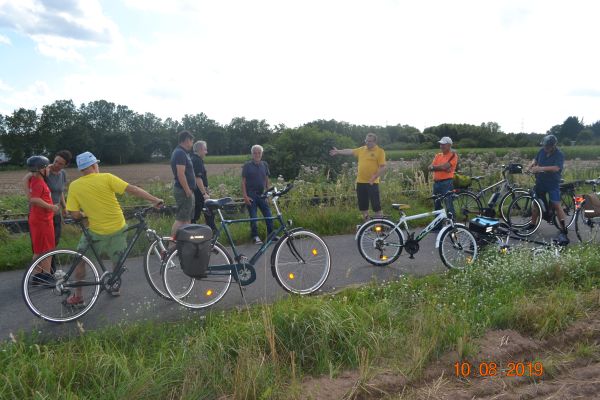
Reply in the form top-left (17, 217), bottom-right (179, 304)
top-left (174, 186), bottom-right (195, 222)
top-left (77, 225), bottom-right (128, 265)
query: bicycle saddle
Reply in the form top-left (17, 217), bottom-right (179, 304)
top-left (392, 203), bottom-right (410, 210)
top-left (204, 197), bottom-right (233, 210)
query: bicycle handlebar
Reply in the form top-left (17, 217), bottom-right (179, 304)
top-left (261, 183), bottom-right (294, 199)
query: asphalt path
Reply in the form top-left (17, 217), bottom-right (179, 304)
top-left (0, 222), bottom-right (565, 340)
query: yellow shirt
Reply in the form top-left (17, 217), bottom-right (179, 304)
top-left (66, 173), bottom-right (129, 235)
top-left (352, 145), bottom-right (386, 184)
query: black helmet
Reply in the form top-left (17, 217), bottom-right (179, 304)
top-left (26, 155), bottom-right (50, 172)
top-left (541, 135), bottom-right (558, 146)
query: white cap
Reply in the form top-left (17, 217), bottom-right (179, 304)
top-left (438, 136), bottom-right (453, 145)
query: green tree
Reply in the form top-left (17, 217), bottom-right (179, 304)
top-left (558, 116), bottom-right (584, 143)
top-left (226, 117), bottom-right (272, 154)
top-left (0, 108), bottom-right (39, 163)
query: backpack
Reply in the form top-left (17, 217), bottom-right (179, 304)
top-left (582, 193), bottom-right (600, 219)
top-left (175, 224), bottom-right (213, 278)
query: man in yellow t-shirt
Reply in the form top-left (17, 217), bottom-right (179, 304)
top-left (428, 136), bottom-right (458, 217)
top-left (65, 151), bottom-right (163, 304)
top-left (330, 132), bottom-right (386, 221)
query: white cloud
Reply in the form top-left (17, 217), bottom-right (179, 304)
top-left (0, 33), bottom-right (10, 45)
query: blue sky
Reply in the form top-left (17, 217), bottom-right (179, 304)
top-left (0, 0), bottom-right (599, 134)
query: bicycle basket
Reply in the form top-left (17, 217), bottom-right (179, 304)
top-left (453, 173), bottom-right (472, 189)
top-left (175, 224), bottom-right (213, 279)
top-left (506, 163), bottom-right (523, 174)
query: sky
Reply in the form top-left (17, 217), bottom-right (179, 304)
top-left (0, 0), bottom-right (599, 134)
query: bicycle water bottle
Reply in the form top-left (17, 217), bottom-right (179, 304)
top-left (487, 192), bottom-right (500, 208)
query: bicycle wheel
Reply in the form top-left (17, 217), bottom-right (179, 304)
top-left (506, 194), bottom-right (542, 236)
top-left (271, 229), bottom-right (331, 294)
top-left (143, 236), bottom-right (180, 300)
top-left (575, 206), bottom-right (600, 243)
top-left (553, 191), bottom-right (577, 229)
top-left (498, 189), bottom-right (528, 222)
top-left (447, 190), bottom-right (482, 225)
top-left (22, 249), bottom-right (101, 323)
top-left (438, 226), bottom-right (478, 270)
top-left (163, 241), bottom-right (233, 309)
top-left (356, 219), bottom-right (403, 266)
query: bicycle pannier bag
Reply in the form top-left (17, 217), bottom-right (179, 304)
top-left (469, 217), bottom-right (501, 235)
top-left (175, 224), bottom-right (213, 278)
top-left (582, 193), bottom-right (600, 219)
top-left (453, 173), bottom-right (472, 189)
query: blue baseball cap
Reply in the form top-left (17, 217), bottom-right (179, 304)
top-left (76, 151), bottom-right (100, 170)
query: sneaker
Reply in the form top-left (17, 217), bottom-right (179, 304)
top-left (253, 236), bottom-right (263, 245)
top-left (66, 295), bottom-right (84, 306)
top-left (553, 232), bottom-right (570, 246)
top-left (32, 272), bottom-right (55, 287)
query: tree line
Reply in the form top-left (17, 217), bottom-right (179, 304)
top-left (1, 99), bottom-right (599, 168)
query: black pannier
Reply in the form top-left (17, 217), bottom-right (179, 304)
top-left (469, 217), bottom-right (501, 235)
top-left (506, 163), bottom-right (523, 174)
top-left (175, 224), bottom-right (213, 278)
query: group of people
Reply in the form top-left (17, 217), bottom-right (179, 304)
top-left (331, 132), bottom-right (569, 244)
top-left (24, 130), bottom-right (569, 296)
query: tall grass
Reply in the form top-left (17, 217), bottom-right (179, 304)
top-left (2, 243), bottom-right (600, 399)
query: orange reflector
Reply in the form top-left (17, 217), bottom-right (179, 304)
top-left (288, 273), bottom-right (295, 280)
top-left (380, 255), bottom-right (388, 260)
top-left (375, 226), bottom-right (382, 232)
top-left (312, 248), bottom-right (318, 256)
top-left (206, 289), bottom-right (213, 297)
top-left (466, 257), bottom-right (473, 264)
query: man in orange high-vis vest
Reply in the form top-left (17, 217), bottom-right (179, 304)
top-left (428, 136), bottom-right (458, 221)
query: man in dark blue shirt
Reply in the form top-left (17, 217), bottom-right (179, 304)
top-left (528, 134), bottom-right (569, 244)
top-left (170, 130), bottom-right (196, 237)
top-left (241, 144), bottom-right (274, 244)
top-left (191, 140), bottom-right (216, 231)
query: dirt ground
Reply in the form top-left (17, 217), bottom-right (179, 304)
top-left (301, 312), bottom-right (600, 399)
top-left (0, 163), bottom-right (241, 196)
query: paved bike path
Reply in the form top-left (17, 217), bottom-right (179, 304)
top-left (0, 224), bottom-right (563, 340)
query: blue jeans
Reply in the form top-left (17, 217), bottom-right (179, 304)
top-left (433, 179), bottom-right (455, 218)
top-left (247, 194), bottom-right (273, 238)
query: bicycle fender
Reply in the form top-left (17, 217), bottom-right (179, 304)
top-left (435, 223), bottom-right (467, 248)
top-left (270, 227), bottom-right (307, 278)
top-left (354, 219), bottom-right (406, 243)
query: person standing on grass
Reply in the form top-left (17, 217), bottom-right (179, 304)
top-left (190, 140), bottom-right (216, 230)
top-left (329, 132), bottom-right (386, 222)
top-left (428, 136), bottom-right (457, 219)
top-left (65, 151), bottom-right (163, 304)
top-left (170, 130), bottom-right (196, 238)
top-left (23, 150), bottom-right (72, 248)
top-left (242, 144), bottom-right (274, 245)
top-left (26, 155), bottom-right (59, 286)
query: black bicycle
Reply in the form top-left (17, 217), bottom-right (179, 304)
top-left (161, 184), bottom-right (332, 309)
top-left (446, 163), bottom-right (528, 225)
top-left (22, 205), bottom-right (171, 323)
top-left (574, 178), bottom-right (600, 243)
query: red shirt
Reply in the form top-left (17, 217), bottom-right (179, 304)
top-left (29, 176), bottom-right (53, 221)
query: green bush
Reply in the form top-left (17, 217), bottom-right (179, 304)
top-left (265, 126), bottom-right (355, 180)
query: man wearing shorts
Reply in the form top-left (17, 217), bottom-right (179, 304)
top-left (170, 130), bottom-right (196, 237)
top-left (65, 151), bottom-right (163, 304)
top-left (528, 134), bottom-right (569, 244)
top-left (330, 132), bottom-right (386, 221)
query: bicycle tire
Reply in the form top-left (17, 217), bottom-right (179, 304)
top-left (163, 241), bottom-right (233, 309)
top-left (446, 190), bottom-right (482, 225)
top-left (271, 229), bottom-right (331, 294)
top-left (356, 219), bottom-right (403, 266)
top-left (498, 188), bottom-right (528, 222)
top-left (22, 249), bottom-right (101, 323)
top-left (553, 190), bottom-right (577, 229)
top-left (143, 236), bottom-right (180, 300)
top-left (506, 193), bottom-right (542, 236)
top-left (438, 226), bottom-right (478, 270)
top-left (575, 205), bottom-right (600, 243)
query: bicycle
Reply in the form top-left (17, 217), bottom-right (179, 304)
top-left (355, 194), bottom-right (478, 270)
top-left (574, 178), bottom-right (600, 243)
top-left (161, 184), bottom-right (332, 309)
top-left (446, 163), bottom-right (529, 225)
top-left (22, 205), bottom-right (176, 323)
top-left (506, 175), bottom-right (581, 237)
